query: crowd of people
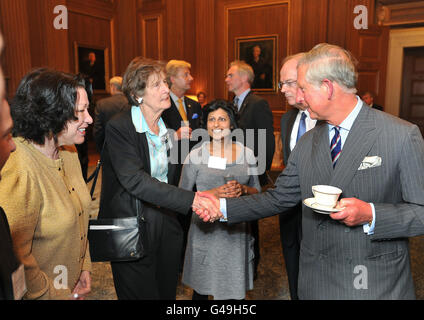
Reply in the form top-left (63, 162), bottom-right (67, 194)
top-left (1, 26), bottom-right (423, 301)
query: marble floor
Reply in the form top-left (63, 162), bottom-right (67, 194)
top-left (85, 150), bottom-right (424, 300)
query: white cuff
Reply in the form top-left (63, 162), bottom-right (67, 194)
top-left (363, 203), bottom-right (375, 235)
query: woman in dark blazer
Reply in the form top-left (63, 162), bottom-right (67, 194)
top-left (97, 57), bottom-right (220, 300)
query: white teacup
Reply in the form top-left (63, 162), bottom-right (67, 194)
top-left (312, 185), bottom-right (342, 208)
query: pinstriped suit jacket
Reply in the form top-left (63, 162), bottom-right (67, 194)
top-left (227, 103), bottom-right (424, 299)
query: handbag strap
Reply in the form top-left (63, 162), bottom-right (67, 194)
top-left (135, 198), bottom-right (145, 221)
top-left (86, 139), bottom-right (146, 221)
top-left (87, 160), bottom-right (101, 199)
top-left (86, 139), bottom-right (106, 199)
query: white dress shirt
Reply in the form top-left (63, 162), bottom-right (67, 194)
top-left (289, 109), bottom-right (317, 151)
top-left (220, 97), bottom-right (375, 235)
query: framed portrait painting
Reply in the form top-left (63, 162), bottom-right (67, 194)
top-left (236, 35), bottom-right (278, 92)
top-left (74, 42), bottom-right (109, 92)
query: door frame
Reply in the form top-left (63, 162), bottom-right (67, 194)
top-left (386, 27), bottom-right (424, 117)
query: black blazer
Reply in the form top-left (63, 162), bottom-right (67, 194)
top-left (0, 207), bottom-right (19, 300)
top-left (372, 103), bottom-right (383, 111)
top-left (237, 91), bottom-right (275, 184)
top-left (93, 93), bottom-right (130, 153)
top-left (280, 108), bottom-right (299, 166)
top-left (98, 110), bottom-right (195, 238)
top-left (161, 96), bottom-right (202, 132)
top-left (161, 96), bottom-right (203, 177)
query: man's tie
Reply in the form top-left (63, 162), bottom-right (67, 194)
top-left (177, 98), bottom-right (188, 122)
top-left (233, 97), bottom-right (239, 113)
top-left (330, 126), bottom-right (341, 168)
top-left (296, 112), bottom-right (307, 143)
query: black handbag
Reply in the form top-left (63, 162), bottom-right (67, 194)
top-left (87, 149), bottom-right (146, 262)
top-left (88, 200), bottom-right (146, 262)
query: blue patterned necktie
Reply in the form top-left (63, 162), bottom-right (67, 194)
top-left (296, 112), bottom-right (307, 143)
top-left (330, 126), bottom-right (342, 168)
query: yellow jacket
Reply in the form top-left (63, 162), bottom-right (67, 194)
top-left (0, 137), bottom-right (92, 300)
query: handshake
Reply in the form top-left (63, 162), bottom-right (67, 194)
top-left (192, 192), bottom-right (223, 223)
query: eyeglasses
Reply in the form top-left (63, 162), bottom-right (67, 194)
top-left (278, 80), bottom-right (297, 90)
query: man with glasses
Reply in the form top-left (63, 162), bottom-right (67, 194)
top-left (198, 43), bottom-right (424, 299)
top-left (278, 53), bottom-right (316, 300)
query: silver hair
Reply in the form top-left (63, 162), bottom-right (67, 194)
top-left (109, 76), bottom-right (123, 91)
top-left (230, 60), bottom-right (254, 86)
top-left (281, 52), bottom-right (305, 67)
top-left (298, 43), bottom-right (358, 94)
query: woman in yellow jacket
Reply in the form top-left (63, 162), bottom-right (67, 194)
top-left (0, 69), bottom-right (93, 300)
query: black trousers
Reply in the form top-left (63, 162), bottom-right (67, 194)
top-left (278, 204), bottom-right (302, 300)
top-left (111, 211), bottom-right (183, 300)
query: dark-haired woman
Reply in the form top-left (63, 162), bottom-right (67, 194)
top-left (0, 69), bottom-right (93, 300)
top-left (179, 100), bottom-right (260, 300)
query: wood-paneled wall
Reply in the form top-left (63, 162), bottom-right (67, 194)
top-left (217, 1), bottom-right (289, 108)
top-left (0, 0), bottom-right (33, 99)
top-left (0, 0), bottom-right (390, 127)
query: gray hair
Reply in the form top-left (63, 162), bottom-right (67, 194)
top-left (298, 43), bottom-right (358, 94)
top-left (109, 76), bottom-right (123, 91)
top-left (230, 60), bottom-right (254, 86)
top-left (281, 52), bottom-right (305, 68)
top-left (122, 57), bottom-right (165, 105)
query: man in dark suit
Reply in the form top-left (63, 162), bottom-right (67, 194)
top-left (278, 53), bottom-right (316, 300)
top-left (361, 91), bottom-right (383, 111)
top-left (225, 60), bottom-right (275, 278)
top-left (198, 43), bottom-right (424, 299)
top-left (93, 76), bottom-right (129, 153)
top-left (162, 60), bottom-right (202, 170)
top-left (0, 32), bottom-right (20, 299)
top-left (162, 60), bottom-right (202, 263)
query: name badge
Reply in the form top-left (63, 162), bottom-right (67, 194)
top-left (208, 156), bottom-right (227, 170)
top-left (12, 264), bottom-right (27, 300)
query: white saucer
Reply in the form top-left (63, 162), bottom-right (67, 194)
top-left (303, 198), bottom-right (343, 214)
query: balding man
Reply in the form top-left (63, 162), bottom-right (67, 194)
top-left (93, 76), bottom-right (129, 152)
top-left (278, 53), bottom-right (316, 300)
top-left (198, 43), bottom-right (424, 299)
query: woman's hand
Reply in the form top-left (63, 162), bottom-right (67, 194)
top-left (71, 270), bottom-right (91, 300)
top-left (209, 181), bottom-right (244, 198)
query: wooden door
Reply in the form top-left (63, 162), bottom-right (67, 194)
top-left (400, 47), bottom-right (424, 135)
top-left (349, 25), bottom-right (389, 108)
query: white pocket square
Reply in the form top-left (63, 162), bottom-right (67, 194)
top-left (358, 156), bottom-right (382, 170)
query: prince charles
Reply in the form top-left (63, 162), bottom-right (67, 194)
top-left (197, 43), bottom-right (424, 299)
